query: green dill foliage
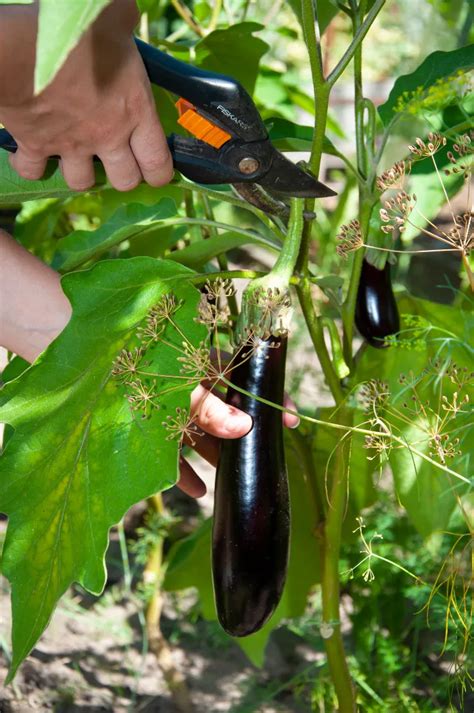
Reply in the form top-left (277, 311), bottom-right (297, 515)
top-left (394, 69), bottom-right (473, 116)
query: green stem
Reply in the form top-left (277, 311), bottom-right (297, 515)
top-left (327, 0), bottom-right (386, 88)
top-left (237, 199), bottom-right (305, 338)
top-left (320, 410), bottom-right (356, 712)
top-left (297, 279), bottom-right (344, 404)
top-left (183, 189), bottom-right (202, 243)
top-left (321, 317), bottom-right (350, 379)
top-left (272, 198), bottom-right (305, 282)
top-left (235, 198), bottom-right (304, 342)
top-left (297, 0), bottom-right (330, 273)
top-left (207, 0), bottom-right (222, 32)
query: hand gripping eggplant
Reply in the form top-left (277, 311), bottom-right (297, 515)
top-left (0, 38), bottom-right (335, 202)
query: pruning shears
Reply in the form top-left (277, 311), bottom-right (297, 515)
top-left (0, 39), bottom-right (335, 213)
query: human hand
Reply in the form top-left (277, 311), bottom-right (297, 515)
top-left (0, 0), bottom-right (173, 192)
top-left (177, 384), bottom-right (300, 498)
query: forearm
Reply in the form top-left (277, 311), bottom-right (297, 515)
top-left (0, 230), bottom-right (71, 363)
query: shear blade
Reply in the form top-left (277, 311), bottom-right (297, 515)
top-left (259, 148), bottom-right (336, 198)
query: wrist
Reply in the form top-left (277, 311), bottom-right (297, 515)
top-left (0, 231), bottom-right (71, 363)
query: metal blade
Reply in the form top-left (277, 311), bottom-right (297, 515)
top-left (259, 148), bottom-right (336, 198)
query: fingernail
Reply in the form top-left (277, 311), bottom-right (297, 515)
top-left (288, 415), bottom-right (300, 429)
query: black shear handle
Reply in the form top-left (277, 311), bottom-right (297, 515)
top-left (135, 39), bottom-right (266, 143)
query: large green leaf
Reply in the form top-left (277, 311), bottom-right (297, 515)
top-left (195, 23), bottom-right (269, 94)
top-left (167, 230), bottom-right (277, 269)
top-left (0, 257), bottom-right (205, 679)
top-left (378, 45), bottom-right (474, 126)
top-left (0, 153), bottom-right (106, 205)
top-left (267, 117), bottom-right (340, 155)
top-left (52, 199), bottom-right (179, 271)
top-left (52, 199), bottom-right (279, 272)
top-left (164, 431), bottom-right (321, 666)
top-left (34, 0), bottom-right (114, 94)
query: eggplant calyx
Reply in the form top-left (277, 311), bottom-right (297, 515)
top-left (236, 274), bottom-right (293, 344)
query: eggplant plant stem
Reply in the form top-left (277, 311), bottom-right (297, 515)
top-left (320, 410), bottom-right (356, 712)
top-left (144, 494), bottom-right (194, 713)
top-left (272, 198), bottom-right (305, 282)
top-left (297, 279), bottom-right (344, 404)
top-left (297, 0), bottom-right (329, 273)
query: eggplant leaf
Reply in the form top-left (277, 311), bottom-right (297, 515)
top-left (195, 23), bottom-right (269, 94)
top-left (52, 199), bottom-right (179, 271)
top-left (35, 0), bottom-right (114, 94)
top-left (0, 257), bottom-right (205, 680)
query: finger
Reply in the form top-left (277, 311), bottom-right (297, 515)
top-left (59, 155), bottom-right (95, 192)
top-left (177, 456), bottom-right (207, 498)
top-left (99, 146), bottom-right (143, 192)
top-left (190, 384), bottom-right (252, 439)
top-left (202, 370), bottom-right (299, 431)
top-left (184, 430), bottom-right (220, 467)
top-left (9, 148), bottom-right (47, 181)
top-left (283, 394), bottom-right (300, 429)
top-left (130, 109), bottom-right (174, 188)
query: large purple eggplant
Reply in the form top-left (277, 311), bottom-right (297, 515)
top-left (212, 336), bottom-right (290, 637)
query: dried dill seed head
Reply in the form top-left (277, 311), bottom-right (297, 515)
top-left (408, 133), bottom-right (446, 158)
top-left (177, 340), bottom-right (212, 381)
top-left (150, 294), bottom-right (181, 322)
top-left (445, 131), bottom-right (473, 179)
top-left (125, 378), bottom-right (160, 417)
top-left (359, 379), bottom-right (390, 413)
top-left (376, 160), bottom-right (410, 192)
top-left (446, 362), bottom-right (474, 390)
top-left (364, 433), bottom-right (392, 458)
top-left (243, 286), bottom-right (293, 338)
top-left (112, 347), bottom-right (144, 383)
top-left (196, 279), bottom-right (235, 329)
top-left (136, 294), bottom-right (182, 346)
top-left (162, 407), bottom-right (199, 445)
top-left (336, 219), bottom-right (363, 258)
top-left (203, 278), bottom-right (235, 301)
top-left (445, 212), bottom-right (474, 256)
top-left (136, 320), bottom-right (166, 346)
top-left (196, 292), bottom-right (231, 328)
top-left (429, 432), bottom-right (462, 464)
top-left (380, 191), bottom-right (416, 234)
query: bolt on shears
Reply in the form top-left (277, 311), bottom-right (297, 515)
top-left (0, 39), bottom-right (335, 215)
